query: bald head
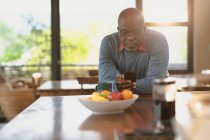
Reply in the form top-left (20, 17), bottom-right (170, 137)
top-left (118, 8), bottom-right (145, 29)
top-left (117, 8), bottom-right (146, 51)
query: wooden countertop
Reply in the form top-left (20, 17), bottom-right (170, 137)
top-left (1, 91), bottom-right (209, 140)
top-left (0, 95), bottom-right (153, 140)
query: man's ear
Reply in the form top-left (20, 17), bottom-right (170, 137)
top-left (117, 27), bottom-right (120, 31)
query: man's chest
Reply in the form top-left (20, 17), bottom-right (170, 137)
top-left (116, 51), bottom-right (149, 73)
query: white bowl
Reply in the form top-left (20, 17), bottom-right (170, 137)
top-left (78, 94), bottom-right (139, 114)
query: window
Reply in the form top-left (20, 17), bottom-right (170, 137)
top-left (0, 0), bottom-right (193, 81)
top-left (141, 0), bottom-right (193, 73)
top-left (0, 0), bottom-right (51, 79)
top-left (60, 0), bottom-right (135, 78)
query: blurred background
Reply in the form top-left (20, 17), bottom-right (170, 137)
top-left (0, 0), bottom-right (209, 81)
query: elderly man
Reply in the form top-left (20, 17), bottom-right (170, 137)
top-left (99, 8), bottom-right (169, 94)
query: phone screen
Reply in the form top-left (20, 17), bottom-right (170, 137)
top-left (124, 72), bottom-right (136, 82)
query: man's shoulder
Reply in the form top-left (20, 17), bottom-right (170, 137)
top-left (100, 32), bottom-right (120, 51)
top-left (146, 28), bottom-right (166, 40)
top-left (101, 32), bottom-right (120, 49)
top-left (103, 32), bottom-right (119, 41)
top-left (144, 28), bottom-right (168, 51)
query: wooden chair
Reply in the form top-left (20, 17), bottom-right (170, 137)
top-left (0, 90), bottom-right (36, 121)
top-left (76, 76), bottom-right (98, 89)
top-left (88, 70), bottom-right (98, 77)
top-left (0, 69), bottom-right (32, 91)
top-left (0, 72), bottom-right (41, 122)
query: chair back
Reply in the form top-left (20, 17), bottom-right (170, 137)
top-left (32, 72), bottom-right (42, 98)
top-left (88, 70), bottom-right (98, 77)
top-left (77, 76), bottom-right (98, 89)
top-left (0, 90), bottom-right (36, 121)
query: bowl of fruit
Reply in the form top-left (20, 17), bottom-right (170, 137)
top-left (78, 89), bottom-right (139, 114)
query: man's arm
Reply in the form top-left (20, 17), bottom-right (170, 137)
top-left (99, 36), bottom-right (118, 83)
top-left (136, 34), bottom-right (169, 94)
top-left (99, 36), bottom-right (137, 91)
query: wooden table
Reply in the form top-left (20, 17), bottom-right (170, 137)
top-left (37, 80), bottom-right (97, 96)
top-left (1, 92), bottom-right (210, 140)
top-left (36, 74), bottom-right (210, 97)
top-left (0, 95), bottom-right (153, 140)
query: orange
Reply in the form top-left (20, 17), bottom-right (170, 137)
top-left (121, 89), bottom-right (133, 100)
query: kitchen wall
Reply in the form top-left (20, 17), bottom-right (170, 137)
top-left (194, 0), bottom-right (210, 73)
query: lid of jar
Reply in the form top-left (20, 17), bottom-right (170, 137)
top-left (153, 78), bottom-right (176, 85)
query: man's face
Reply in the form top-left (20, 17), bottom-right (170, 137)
top-left (118, 18), bottom-right (145, 50)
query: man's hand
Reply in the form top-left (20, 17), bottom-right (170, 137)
top-left (115, 74), bottom-right (136, 91)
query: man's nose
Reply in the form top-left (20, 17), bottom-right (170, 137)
top-left (127, 33), bottom-right (135, 39)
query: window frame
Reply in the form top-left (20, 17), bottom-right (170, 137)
top-left (50, 0), bottom-right (193, 79)
top-left (136, 0), bottom-right (194, 74)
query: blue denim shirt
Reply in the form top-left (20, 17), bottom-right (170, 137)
top-left (99, 28), bottom-right (169, 94)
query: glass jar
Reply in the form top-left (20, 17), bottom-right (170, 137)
top-left (152, 78), bottom-right (177, 131)
top-left (152, 78), bottom-right (176, 102)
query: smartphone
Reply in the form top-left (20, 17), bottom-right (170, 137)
top-left (124, 72), bottom-right (136, 82)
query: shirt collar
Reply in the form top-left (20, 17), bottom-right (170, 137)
top-left (119, 41), bottom-right (146, 52)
